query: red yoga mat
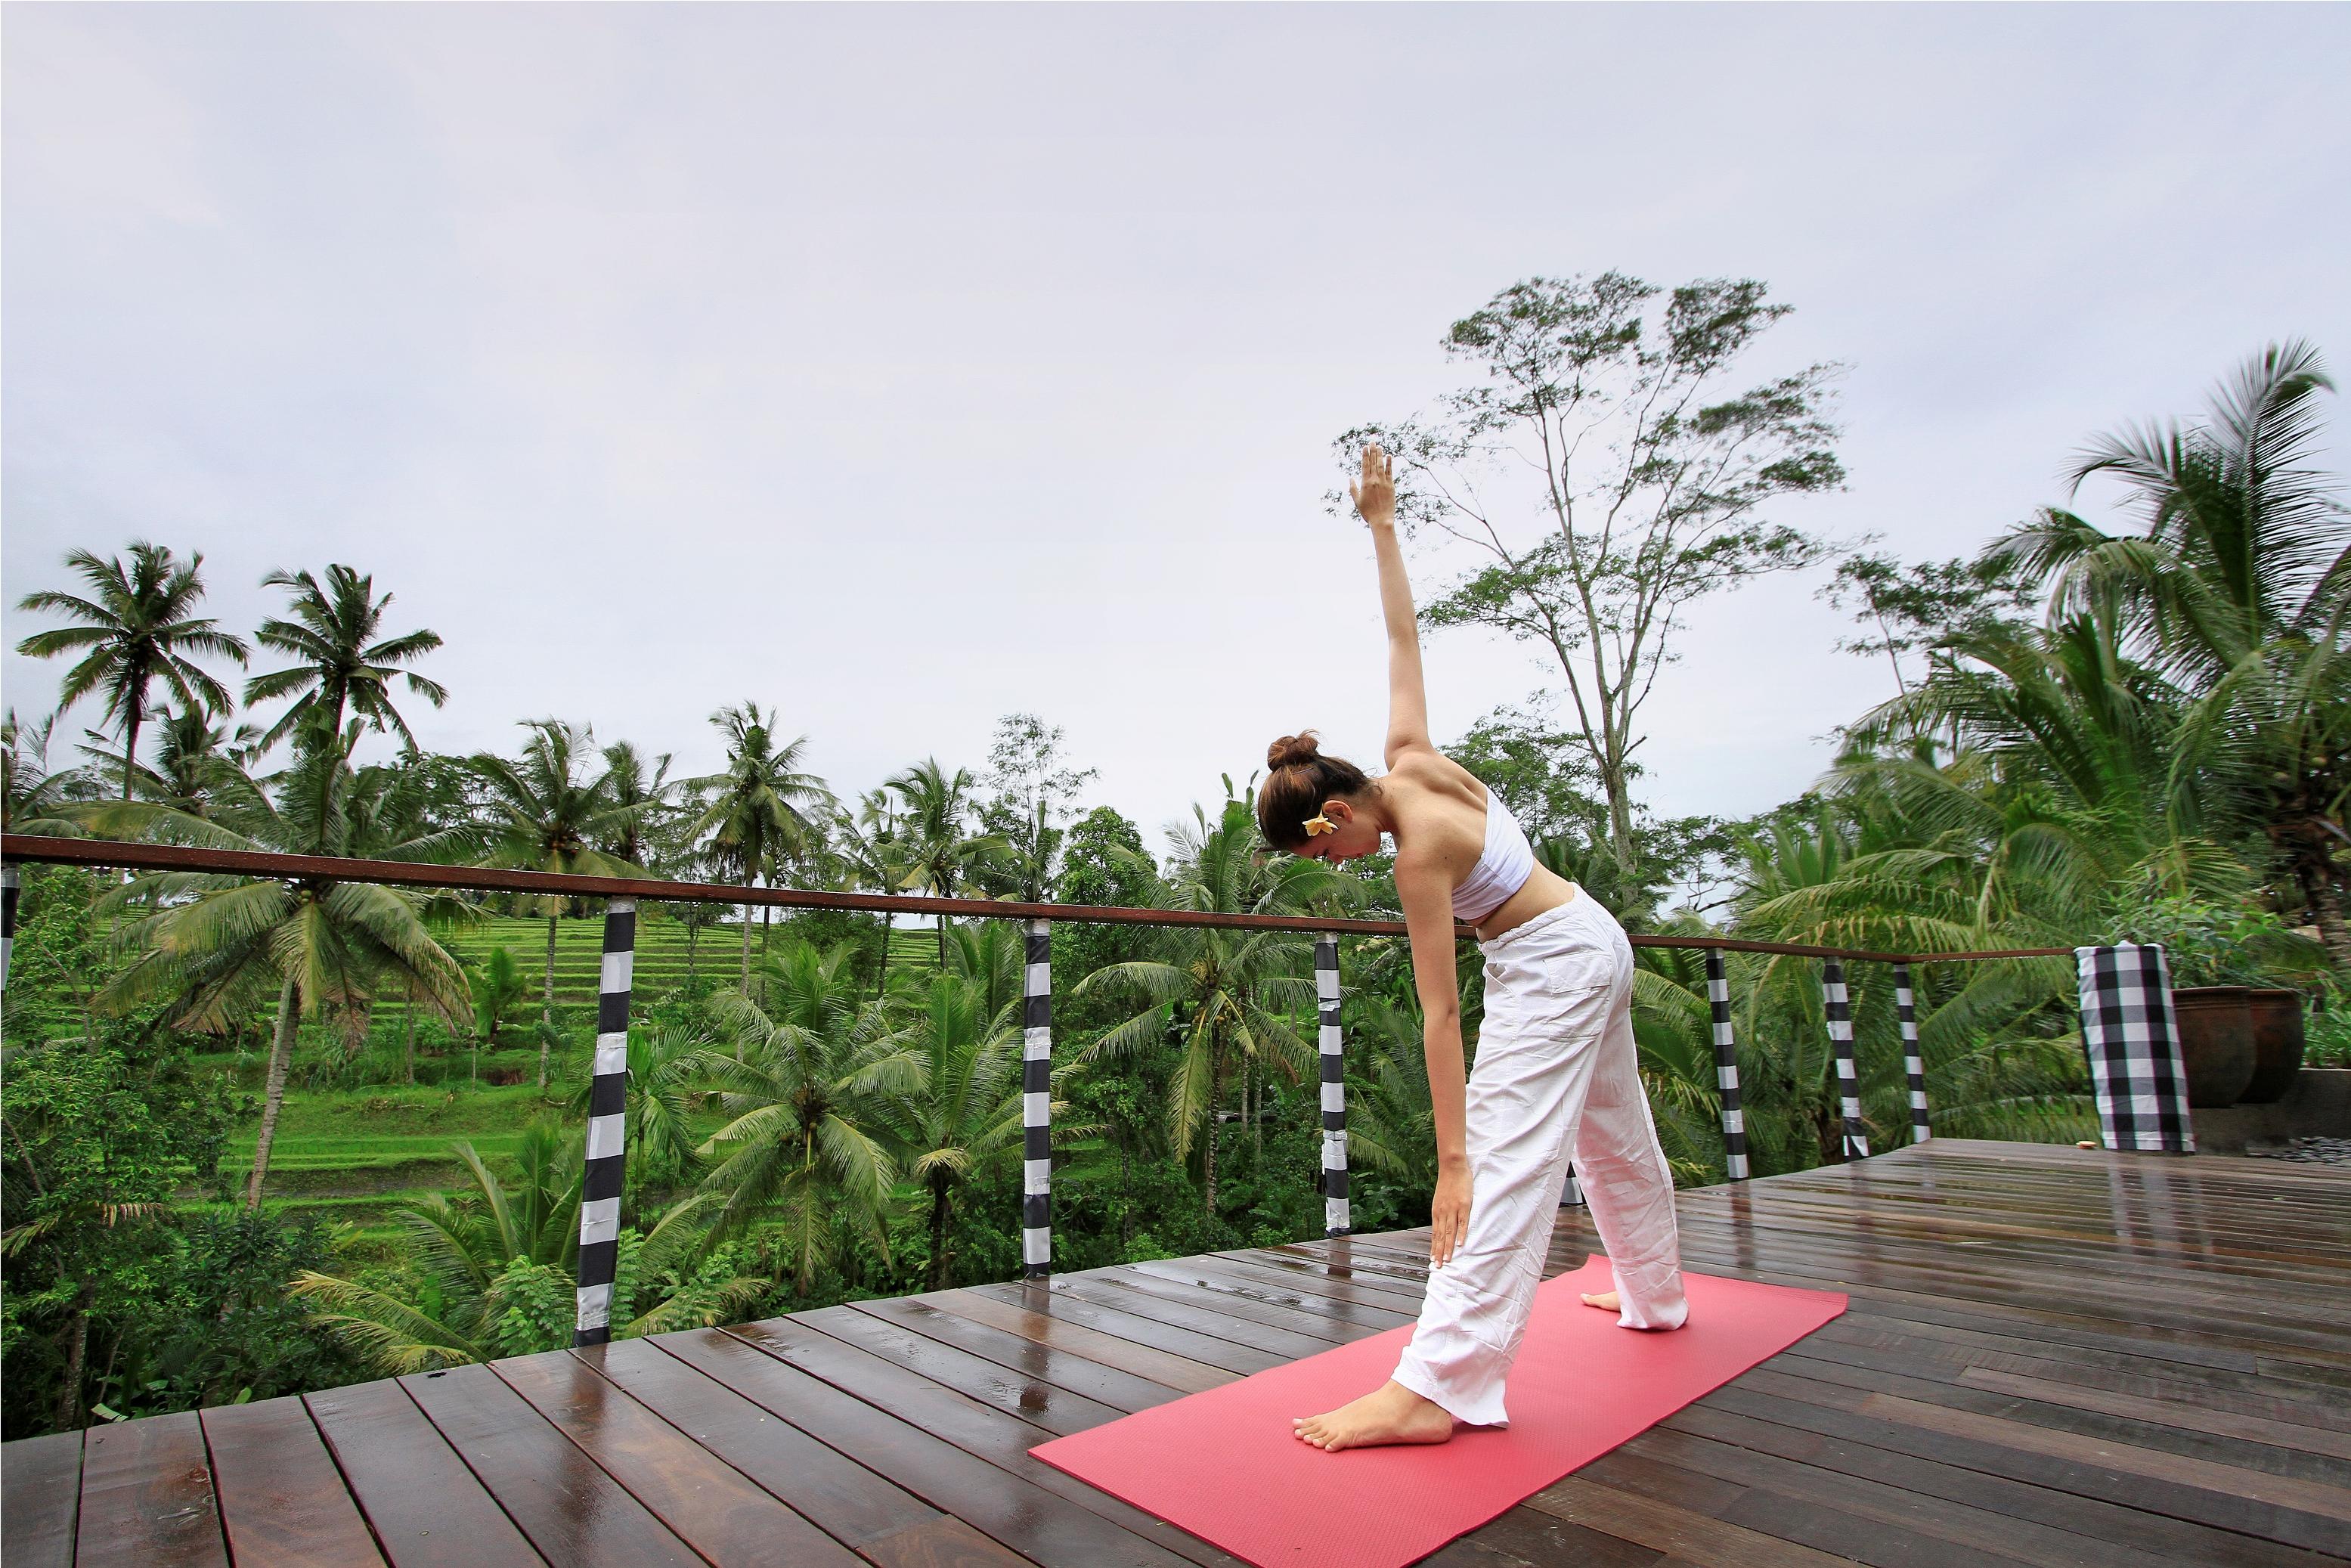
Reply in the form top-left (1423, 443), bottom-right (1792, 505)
top-left (1030, 1257), bottom-right (1846, 1568)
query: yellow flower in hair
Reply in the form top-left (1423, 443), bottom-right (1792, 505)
top-left (1302, 814), bottom-right (1337, 838)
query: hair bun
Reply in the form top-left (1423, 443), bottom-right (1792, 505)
top-left (1266, 732), bottom-right (1323, 770)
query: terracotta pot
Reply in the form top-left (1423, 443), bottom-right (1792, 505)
top-left (2168, 988), bottom-right (2258, 1108)
top-left (2236, 989), bottom-right (2307, 1105)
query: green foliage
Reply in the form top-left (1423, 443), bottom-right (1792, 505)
top-left (2107, 894), bottom-right (2330, 990)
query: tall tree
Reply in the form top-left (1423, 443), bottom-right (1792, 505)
top-left (243, 564), bottom-right (448, 755)
top-left (886, 758), bottom-right (1008, 968)
top-left (75, 707), bottom-right (264, 822)
top-left (683, 940), bottom-right (903, 1292)
top-left (14, 543), bottom-right (249, 799)
top-left (1074, 800), bottom-right (1349, 1219)
top-left (597, 740), bottom-right (678, 869)
top-left (681, 704), bottom-right (832, 987)
top-left (881, 971), bottom-right (1027, 1289)
top-left (89, 734), bottom-right (472, 1207)
top-left (1987, 342), bottom-right (2351, 965)
top-left (977, 713), bottom-right (1098, 901)
top-left (832, 789), bottom-right (914, 1000)
top-left (1340, 273), bottom-right (1842, 876)
top-left (470, 720), bottom-right (648, 1086)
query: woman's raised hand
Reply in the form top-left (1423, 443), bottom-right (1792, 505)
top-left (1349, 442), bottom-right (1397, 528)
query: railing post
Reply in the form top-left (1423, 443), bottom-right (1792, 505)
top-left (1822, 958), bottom-right (1869, 1161)
top-left (1022, 919), bottom-right (1052, 1279)
top-left (2, 863), bottom-right (18, 993)
top-left (1706, 950), bottom-right (1749, 1181)
top-left (1894, 960), bottom-right (1930, 1144)
top-left (1315, 937), bottom-right (1350, 1237)
top-left (574, 896), bottom-right (636, 1346)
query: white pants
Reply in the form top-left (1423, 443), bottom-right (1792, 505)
top-left (1389, 890), bottom-right (1687, 1427)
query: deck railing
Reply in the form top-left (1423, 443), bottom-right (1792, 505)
top-left (0, 833), bottom-right (2071, 1345)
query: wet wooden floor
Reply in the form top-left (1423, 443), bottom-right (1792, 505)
top-left (6, 1139), bottom-right (2347, 1566)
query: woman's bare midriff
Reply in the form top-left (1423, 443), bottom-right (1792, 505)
top-left (1471, 862), bottom-right (1576, 944)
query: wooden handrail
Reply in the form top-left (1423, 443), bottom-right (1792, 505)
top-left (0, 835), bottom-right (2074, 963)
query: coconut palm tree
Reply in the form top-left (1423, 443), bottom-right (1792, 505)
top-left (681, 705), bottom-right (832, 987)
top-left (243, 564), bottom-right (448, 756)
top-left (598, 739), bottom-right (679, 869)
top-left (89, 735), bottom-right (473, 1207)
top-left (566, 1023), bottom-right (706, 1191)
top-left (470, 719), bottom-right (649, 1086)
top-left (878, 971), bottom-right (1030, 1289)
top-left (2, 711), bottom-right (89, 837)
top-left (290, 1126), bottom-right (757, 1373)
top-left (832, 789), bottom-right (915, 1000)
top-left (14, 544), bottom-right (249, 800)
top-left (885, 758), bottom-right (1009, 968)
top-left (1074, 799), bottom-right (1352, 1219)
top-left (683, 939), bottom-right (903, 1292)
top-left (75, 706), bottom-right (265, 823)
top-left (1987, 342), bottom-right (2350, 965)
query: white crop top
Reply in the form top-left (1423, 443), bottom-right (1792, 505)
top-left (1451, 786), bottom-right (1536, 923)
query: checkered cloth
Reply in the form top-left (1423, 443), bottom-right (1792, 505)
top-left (2075, 944), bottom-right (2195, 1154)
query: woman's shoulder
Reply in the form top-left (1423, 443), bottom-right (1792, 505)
top-left (1388, 746), bottom-right (1486, 801)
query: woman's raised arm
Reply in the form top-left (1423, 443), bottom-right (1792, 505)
top-left (1352, 444), bottom-right (1432, 766)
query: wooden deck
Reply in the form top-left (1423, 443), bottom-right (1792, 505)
top-left (5, 1139), bottom-right (2347, 1567)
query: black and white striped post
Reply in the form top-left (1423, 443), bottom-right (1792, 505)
top-left (574, 896), bottom-right (636, 1347)
top-left (1821, 959), bottom-right (1869, 1161)
top-left (1022, 919), bottom-right (1053, 1279)
top-left (1893, 961), bottom-right (1931, 1144)
top-left (1706, 951), bottom-right (1749, 1181)
top-left (1315, 937), bottom-right (1350, 1237)
top-left (1, 863), bottom-right (18, 993)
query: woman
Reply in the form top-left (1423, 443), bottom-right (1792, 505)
top-left (1269, 442), bottom-right (1687, 1452)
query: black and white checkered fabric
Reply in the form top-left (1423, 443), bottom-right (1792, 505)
top-left (2075, 944), bottom-right (2195, 1154)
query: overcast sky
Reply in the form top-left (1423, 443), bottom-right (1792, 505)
top-left (6, 4), bottom-right (2346, 854)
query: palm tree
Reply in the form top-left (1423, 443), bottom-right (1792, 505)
top-left (683, 939), bottom-right (903, 1292)
top-left (290, 1126), bottom-right (757, 1373)
top-left (75, 706), bottom-right (265, 822)
top-left (681, 705), bottom-right (832, 987)
top-left (879, 971), bottom-right (1029, 1289)
top-left (1074, 800), bottom-right (1350, 1219)
top-left (467, 946), bottom-right (528, 1082)
top-left (89, 737), bottom-right (472, 1207)
top-left (598, 739), bottom-right (678, 869)
top-left (471, 720), bottom-right (649, 1088)
top-left (833, 790), bottom-right (915, 1000)
top-left (1987, 342), bottom-right (2350, 965)
top-left (885, 758), bottom-right (1009, 968)
top-left (2, 711), bottom-right (88, 836)
top-left (566, 1023), bottom-right (706, 1191)
top-left (243, 564), bottom-right (448, 755)
top-left (14, 543), bottom-right (249, 799)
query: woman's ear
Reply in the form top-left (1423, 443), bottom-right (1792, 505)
top-left (1322, 798), bottom-right (1352, 826)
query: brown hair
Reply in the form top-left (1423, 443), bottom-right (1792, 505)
top-left (1256, 732), bottom-right (1373, 851)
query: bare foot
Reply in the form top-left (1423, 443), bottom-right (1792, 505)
top-left (1291, 1379), bottom-right (1455, 1452)
top-left (1580, 1290), bottom-right (1620, 1313)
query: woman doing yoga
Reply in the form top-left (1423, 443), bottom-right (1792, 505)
top-left (1272, 443), bottom-right (1688, 1452)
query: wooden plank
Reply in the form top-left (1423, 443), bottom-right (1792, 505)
top-left (200, 1396), bottom-right (385, 1567)
top-left (587, 1338), bottom-right (1033, 1568)
top-left (1062, 1270), bottom-right (1358, 1351)
top-left (660, 1327), bottom-right (1204, 1568)
top-left (848, 1297), bottom-right (1188, 1415)
top-left (713, 1318), bottom-right (1243, 1568)
top-left (494, 1348), bottom-right (864, 1566)
top-left (1124, 1257), bottom-right (1417, 1331)
top-left (1640, 1412), bottom-right (2322, 1568)
top-left (74, 1409), bottom-right (226, 1568)
top-left (918, 1290), bottom-right (1237, 1393)
top-left (1688, 1382), bottom-right (2349, 1557)
top-left (1855, 1390), bottom-right (2351, 1526)
top-left (400, 1362), bottom-right (703, 1568)
top-left (1526, 1475), bottom-right (1860, 1566)
top-left (1439, 1506), bottom-right (1667, 1567)
top-left (305, 1379), bottom-right (544, 1568)
top-left (1079, 1266), bottom-right (1364, 1346)
top-left (963, 1281), bottom-right (1299, 1373)
top-left (1, 1430), bottom-right (83, 1568)
top-left (800, 1303), bottom-right (1127, 1436)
